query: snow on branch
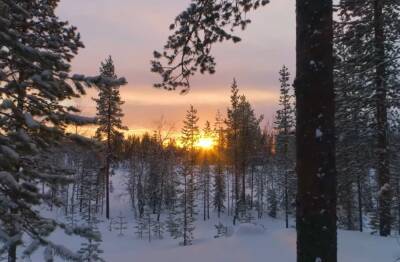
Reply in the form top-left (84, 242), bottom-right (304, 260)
top-left (64, 113), bottom-right (97, 126)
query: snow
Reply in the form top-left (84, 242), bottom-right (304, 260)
top-left (29, 169), bottom-right (400, 262)
top-left (235, 223), bottom-right (265, 236)
top-left (379, 183), bottom-right (391, 196)
top-left (65, 113), bottom-right (97, 125)
top-left (24, 112), bottom-right (40, 129)
top-left (0, 99), bottom-right (13, 109)
top-left (316, 128), bottom-right (323, 139)
top-left (0, 171), bottom-right (19, 190)
top-left (0, 145), bottom-right (19, 161)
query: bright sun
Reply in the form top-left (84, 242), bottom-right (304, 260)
top-left (196, 137), bottom-right (215, 149)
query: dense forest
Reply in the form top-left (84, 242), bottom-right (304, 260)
top-left (0, 0), bottom-right (399, 262)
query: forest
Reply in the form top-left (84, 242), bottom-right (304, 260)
top-left (0, 0), bottom-right (400, 262)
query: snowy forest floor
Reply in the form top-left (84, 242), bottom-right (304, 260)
top-left (31, 169), bottom-right (400, 262)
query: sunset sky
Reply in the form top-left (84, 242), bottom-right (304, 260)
top-left (57, 0), bottom-right (295, 135)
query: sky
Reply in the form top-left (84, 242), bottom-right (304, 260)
top-left (57, 0), bottom-right (295, 135)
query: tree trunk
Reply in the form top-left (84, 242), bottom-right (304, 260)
top-left (204, 175), bottom-right (207, 221)
top-left (207, 173), bottom-right (210, 220)
top-left (183, 174), bottom-right (188, 246)
top-left (295, 0), bottom-right (336, 261)
top-left (8, 244), bottom-right (16, 262)
top-left (285, 170), bottom-right (289, 229)
top-left (227, 169), bottom-right (230, 217)
top-left (105, 157), bottom-right (110, 219)
top-left (357, 175), bottom-right (363, 232)
top-left (241, 160), bottom-right (246, 211)
top-left (251, 165), bottom-right (254, 209)
top-left (374, 0), bottom-right (391, 237)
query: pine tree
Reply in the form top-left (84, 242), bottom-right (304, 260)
top-left (226, 80), bottom-right (241, 224)
top-left (0, 1), bottom-right (125, 260)
top-left (93, 56), bottom-right (127, 220)
top-left (225, 80), bottom-right (263, 223)
top-left (274, 65), bottom-right (296, 228)
top-left (200, 121), bottom-right (212, 220)
top-left (181, 105), bottom-right (200, 219)
top-left (213, 111), bottom-right (226, 218)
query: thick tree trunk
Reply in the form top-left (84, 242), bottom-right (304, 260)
top-left (374, 0), bottom-right (391, 237)
top-left (295, 0), bottom-right (336, 261)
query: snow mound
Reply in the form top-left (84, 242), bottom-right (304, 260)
top-left (235, 223), bottom-right (266, 236)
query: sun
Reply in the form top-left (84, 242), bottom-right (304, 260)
top-left (196, 137), bottom-right (215, 149)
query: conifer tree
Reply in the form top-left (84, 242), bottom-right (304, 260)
top-left (226, 80), bottom-right (263, 223)
top-left (0, 1), bottom-right (125, 260)
top-left (267, 186), bottom-right (278, 219)
top-left (335, 0), bottom-right (400, 237)
top-left (169, 164), bottom-right (196, 246)
top-left (334, 14), bottom-right (371, 232)
top-left (181, 105), bottom-right (200, 218)
top-left (78, 168), bottom-right (104, 262)
top-left (213, 111), bottom-right (226, 218)
top-left (274, 65), bottom-right (296, 228)
top-left (93, 56), bottom-right (127, 219)
top-left (200, 121), bottom-right (212, 220)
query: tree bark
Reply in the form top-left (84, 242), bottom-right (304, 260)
top-left (295, 0), bottom-right (337, 261)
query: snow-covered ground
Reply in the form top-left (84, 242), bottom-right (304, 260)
top-left (31, 169), bottom-right (400, 262)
